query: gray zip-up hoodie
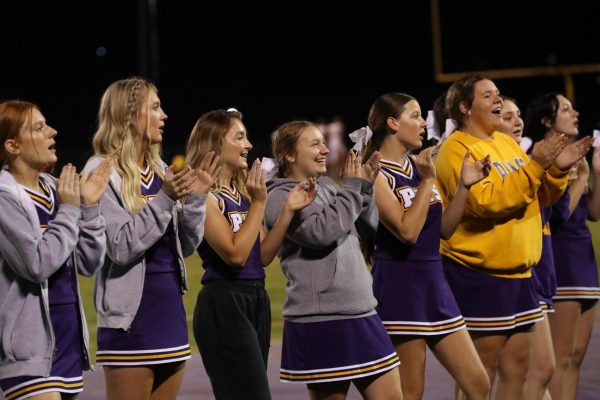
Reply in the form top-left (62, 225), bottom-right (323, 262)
top-left (0, 169), bottom-right (106, 379)
top-left (84, 156), bottom-right (207, 330)
top-left (265, 176), bottom-right (378, 322)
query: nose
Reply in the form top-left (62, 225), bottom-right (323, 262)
top-left (161, 108), bottom-right (168, 121)
top-left (49, 126), bottom-right (58, 137)
top-left (245, 138), bottom-right (253, 150)
top-left (320, 143), bottom-right (330, 154)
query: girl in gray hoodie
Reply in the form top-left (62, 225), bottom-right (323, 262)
top-left (84, 78), bottom-right (219, 400)
top-left (0, 100), bottom-right (112, 400)
top-left (265, 121), bottom-right (403, 400)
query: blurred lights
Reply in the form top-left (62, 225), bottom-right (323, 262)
top-left (95, 46), bottom-right (107, 57)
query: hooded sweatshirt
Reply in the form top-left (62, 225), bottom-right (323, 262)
top-left (265, 176), bottom-right (378, 322)
top-left (84, 156), bottom-right (207, 330)
top-left (0, 169), bottom-right (105, 379)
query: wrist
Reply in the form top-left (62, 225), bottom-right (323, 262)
top-left (459, 179), bottom-right (472, 190)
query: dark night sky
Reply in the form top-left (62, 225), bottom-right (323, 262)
top-left (2, 0), bottom-right (600, 170)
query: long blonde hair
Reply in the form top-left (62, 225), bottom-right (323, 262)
top-left (92, 77), bottom-right (164, 213)
top-left (186, 109), bottom-right (249, 201)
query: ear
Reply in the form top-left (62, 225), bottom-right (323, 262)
top-left (542, 117), bottom-right (552, 129)
top-left (285, 154), bottom-right (295, 163)
top-left (386, 116), bottom-right (398, 131)
top-left (459, 102), bottom-right (470, 116)
top-left (4, 139), bottom-right (20, 156)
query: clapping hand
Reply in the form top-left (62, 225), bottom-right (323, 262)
top-left (460, 150), bottom-right (491, 189)
top-left (80, 157), bottom-right (113, 205)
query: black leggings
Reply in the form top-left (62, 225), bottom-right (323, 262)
top-left (193, 279), bottom-right (271, 400)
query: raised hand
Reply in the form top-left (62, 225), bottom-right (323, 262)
top-left (246, 159), bottom-right (267, 203)
top-left (163, 164), bottom-right (195, 200)
top-left (57, 163), bottom-right (80, 207)
top-left (361, 151), bottom-right (381, 183)
top-left (531, 132), bottom-right (568, 169)
top-left (554, 136), bottom-right (594, 171)
top-left (80, 157), bottom-right (113, 205)
top-left (190, 151), bottom-right (221, 195)
top-left (285, 177), bottom-right (317, 211)
top-left (460, 150), bottom-right (491, 189)
top-left (412, 147), bottom-right (436, 180)
top-left (342, 150), bottom-right (362, 179)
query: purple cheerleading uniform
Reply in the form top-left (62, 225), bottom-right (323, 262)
top-left (0, 179), bottom-right (84, 399)
top-left (371, 157), bottom-right (465, 336)
top-left (197, 185), bottom-right (264, 283)
top-left (551, 192), bottom-right (600, 300)
top-left (531, 206), bottom-right (558, 312)
top-left (96, 166), bottom-right (191, 366)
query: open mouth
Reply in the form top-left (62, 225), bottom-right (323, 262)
top-left (48, 143), bottom-right (56, 151)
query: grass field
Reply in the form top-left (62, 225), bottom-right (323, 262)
top-left (79, 220), bottom-right (600, 361)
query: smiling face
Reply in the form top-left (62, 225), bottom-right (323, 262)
top-left (392, 99), bottom-right (427, 151)
top-left (286, 125), bottom-right (330, 180)
top-left (551, 95), bottom-right (579, 137)
top-left (466, 79), bottom-right (503, 135)
top-left (10, 108), bottom-right (58, 170)
top-left (499, 99), bottom-right (524, 143)
top-left (222, 118), bottom-right (253, 173)
top-left (136, 89), bottom-right (167, 145)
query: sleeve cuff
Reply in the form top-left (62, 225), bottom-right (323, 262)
top-left (80, 204), bottom-right (100, 220)
top-left (548, 163), bottom-right (571, 178)
top-left (342, 177), bottom-right (364, 192)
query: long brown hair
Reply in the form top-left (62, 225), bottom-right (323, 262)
top-left (362, 92), bottom-right (415, 161)
top-left (186, 109), bottom-right (250, 201)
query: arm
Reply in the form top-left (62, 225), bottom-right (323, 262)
top-left (566, 162), bottom-right (587, 217)
top-left (436, 140), bottom-right (546, 218)
top-left (375, 173), bottom-right (433, 245)
top-left (202, 160), bottom-right (266, 268)
top-left (259, 179), bottom-right (317, 266)
top-left (538, 164), bottom-right (569, 209)
top-left (203, 194), bottom-right (265, 268)
top-left (354, 179), bottom-right (379, 240)
top-left (178, 151), bottom-right (219, 257)
top-left (440, 150), bottom-right (492, 239)
top-left (178, 193), bottom-right (208, 257)
top-left (266, 177), bottom-right (365, 249)
top-left (586, 147), bottom-right (600, 221)
top-left (101, 187), bottom-right (177, 266)
top-left (0, 193), bottom-right (80, 282)
top-left (74, 204), bottom-right (107, 277)
top-left (75, 157), bottom-right (111, 276)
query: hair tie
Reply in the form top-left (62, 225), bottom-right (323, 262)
top-left (443, 119), bottom-right (458, 139)
top-left (426, 110), bottom-right (441, 140)
top-left (520, 137), bottom-right (533, 153)
top-left (261, 157), bottom-right (279, 180)
top-left (348, 126), bottom-right (373, 154)
top-left (593, 130), bottom-right (600, 148)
